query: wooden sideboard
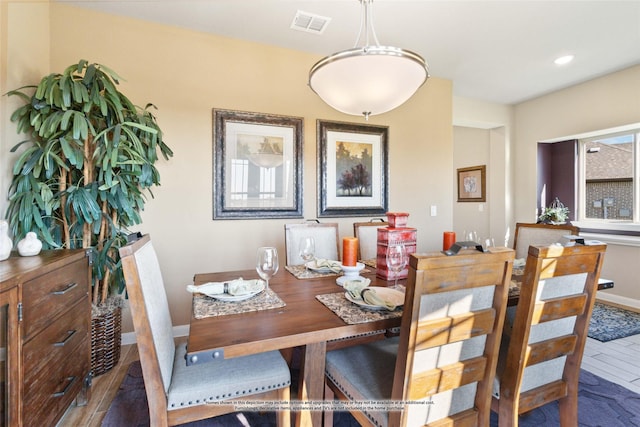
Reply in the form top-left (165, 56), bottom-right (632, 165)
top-left (0, 249), bottom-right (92, 426)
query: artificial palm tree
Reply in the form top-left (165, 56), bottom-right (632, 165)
top-left (5, 59), bottom-right (173, 373)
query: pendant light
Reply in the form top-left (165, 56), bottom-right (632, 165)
top-left (309, 0), bottom-right (429, 120)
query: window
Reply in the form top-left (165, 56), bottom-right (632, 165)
top-left (578, 129), bottom-right (638, 224)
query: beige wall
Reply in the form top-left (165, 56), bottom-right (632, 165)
top-left (453, 126), bottom-right (490, 240)
top-left (513, 65), bottom-right (640, 306)
top-left (1, 1), bottom-right (51, 232)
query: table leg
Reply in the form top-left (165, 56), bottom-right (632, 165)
top-left (295, 341), bottom-right (327, 427)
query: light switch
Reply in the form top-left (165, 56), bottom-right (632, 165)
top-left (430, 205), bottom-right (437, 216)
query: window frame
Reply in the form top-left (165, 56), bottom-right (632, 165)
top-left (574, 127), bottom-right (640, 235)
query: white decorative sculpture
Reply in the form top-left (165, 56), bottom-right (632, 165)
top-left (17, 232), bottom-right (42, 257)
top-left (0, 220), bottom-right (13, 261)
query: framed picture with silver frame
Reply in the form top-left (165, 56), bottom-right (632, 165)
top-left (213, 109), bottom-right (303, 219)
top-left (317, 120), bottom-right (389, 217)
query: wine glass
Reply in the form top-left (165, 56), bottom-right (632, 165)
top-left (482, 237), bottom-right (495, 252)
top-left (386, 243), bottom-right (408, 287)
top-left (256, 247), bottom-right (279, 299)
top-left (464, 230), bottom-right (478, 243)
top-left (299, 237), bottom-right (315, 265)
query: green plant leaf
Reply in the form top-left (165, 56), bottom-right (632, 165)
top-left (82, 64), bottom-right (96, 86)
top-left (72, 111), bottom-right (88, 141)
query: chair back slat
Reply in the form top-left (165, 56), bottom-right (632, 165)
top-left (416, 256), bottom-right (511, 294)
top-left (527, 335), bottom-right (578, 366)
top-left (536, 250), bottom-right (602, 278)
top-left (532, 294), bottom-right (587, 323)
top-left (412, 356), bottom-right (488, 399)
top-left (416, 308), bottom-right (496, 349)
top-left (391, 248), bottom-right (514, 426)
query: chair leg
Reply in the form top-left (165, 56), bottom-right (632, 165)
top-left (558, 392), bottom-right (578, 427)
top-left (498, 401), bottom-right (518, 427)
top-left (276, 386), bottom-right (291, 427)
top-left (323, 382), bottom-right (335, 427)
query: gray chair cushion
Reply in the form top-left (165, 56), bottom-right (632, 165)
top-left (326, 337), bottom-right (399, 427)
top-left (168, 342), bottom-right (291, 410)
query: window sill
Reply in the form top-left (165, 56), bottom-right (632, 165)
top-left (573, 221), bottom-right (640, 246)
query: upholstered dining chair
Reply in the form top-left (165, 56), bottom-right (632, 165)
top-left (353, 219), bottom-right (388, 261)
top-left (284, 221), bottom-right (339, 265)
top-left (324, 247), bottom-right (515, 426)
top-left (119, 234), bottom-right (291, 427)
top-left (491, 243), bottom-right (606, 427)
top-left (513, 222), bottom-right (579, 259)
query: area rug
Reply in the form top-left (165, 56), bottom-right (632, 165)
top-left (103, 362), bottom-right (640, 426)
top-left (588, 302), bottom-right (640, 342)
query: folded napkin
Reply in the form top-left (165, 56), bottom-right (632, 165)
top-left (344, 279), bottom-right (398, 311)
top-left (513, 258), bottom-right (526, 268)
top-left (343, 278), bottom-right (371, 297)
top-left (186, 278), bottom-right (263, 296)
top-left (312, 258), bottom-right (342, 273)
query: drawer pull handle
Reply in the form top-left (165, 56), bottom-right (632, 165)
top-left (52, 282), bottom-right (78, 295)
top-left (53, 376), bottom-right (76, 398)
top-left (54, 330), bottom-right (77, 347)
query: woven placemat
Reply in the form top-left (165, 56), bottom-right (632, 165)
top-left (192, 288), bottom-right (285, 319)
top-left (285, 264), bottom-right (371, 280)
top-left (316, 286), bottom-right (404, 325)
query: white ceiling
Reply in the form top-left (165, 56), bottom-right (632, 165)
top-left (58, 0), bottom-right (640, 105)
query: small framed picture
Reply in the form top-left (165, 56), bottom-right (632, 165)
top-left (317, 120), bottom-right (389, 217)
top-left (457, 165), bottom-right (486, 202)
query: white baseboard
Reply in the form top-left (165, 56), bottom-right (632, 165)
top-left (121, 324), bottom-right (190, 346)
top-left (596, 291), bottom-right (640, 310)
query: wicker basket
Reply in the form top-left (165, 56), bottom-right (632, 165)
top-left (91, 304), bottom-right (122, 377)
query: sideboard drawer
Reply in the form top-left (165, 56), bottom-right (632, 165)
top-left (22, 337), bottom-right (89, 427)
top-left (22, 258), bottom-right (89, 340)
top-left (23, 298), bottom-right (89, 383)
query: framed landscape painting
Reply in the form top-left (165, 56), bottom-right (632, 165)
top-left (317, 120), bottom-right (389, 217)
top-left (213, 109), bottom-right (303, 219)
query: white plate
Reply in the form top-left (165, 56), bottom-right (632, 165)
top-left (305, 260), bottom-right (340, 273)
top-left (344, 287), bottom-right (405, 311)
top-left (204, 281), bottom-right (265, 302)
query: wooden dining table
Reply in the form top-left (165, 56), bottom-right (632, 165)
top-left (186, 267), bottom-right (402, 427)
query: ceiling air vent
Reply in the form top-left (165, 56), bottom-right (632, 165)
top-left (290, 10), bottom-right (331, 35)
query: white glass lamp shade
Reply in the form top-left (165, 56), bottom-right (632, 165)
top-left (309, 46), bottom-right (429, 117)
